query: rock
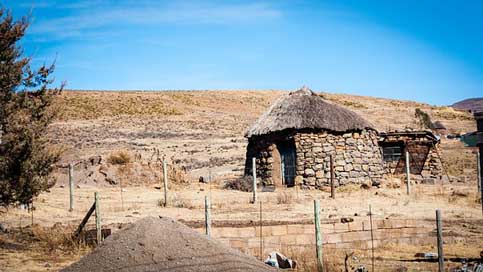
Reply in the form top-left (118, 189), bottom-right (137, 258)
top-left (360, 183), bottom-right (371, 190)
top-left (344, 164), bottom-right (354, 171)
top-left (0, 223), bottom-right (7, 233)
top-left (340, 217), bottom-right (354, 223)
top-left (295, 176), bottom-right (304, 185)
top-left (421, 178), bottom-right (435, 185)
top-left (304, 169), bottom-right (315, 177)
top-left (371, 180), bottom-right (381, 187)
top-left (312, 147), bottom-right (323, 153)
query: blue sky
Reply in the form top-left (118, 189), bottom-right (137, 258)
top-left (3, 0), bottom-right (483, 105)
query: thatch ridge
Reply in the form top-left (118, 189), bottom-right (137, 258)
top-left (246, 86), bottom-right (375, 137)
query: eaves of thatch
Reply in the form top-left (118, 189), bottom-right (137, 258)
top-left (246, 87), bottom-right (375, 138)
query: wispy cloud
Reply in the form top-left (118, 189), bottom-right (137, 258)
top-left (29, 1), bottom-right (282, 40)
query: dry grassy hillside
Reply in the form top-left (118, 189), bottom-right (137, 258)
top-left (49, 90), bottom-right (476, 183)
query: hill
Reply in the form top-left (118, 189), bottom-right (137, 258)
top-left (48, 90), bottom-right (476, 181)
top-left (451, 97), bottom-right (483, 113)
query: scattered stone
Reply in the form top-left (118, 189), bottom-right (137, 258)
top-left (0, 223), bottom-right (8, 233)
top-left (341, 217), bottom-right (354, 223)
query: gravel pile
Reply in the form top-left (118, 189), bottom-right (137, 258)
top-left (62, 216), bottom-right (275, 272)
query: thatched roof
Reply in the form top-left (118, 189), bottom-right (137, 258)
top-left (246, 87), bottom-right (375, 137)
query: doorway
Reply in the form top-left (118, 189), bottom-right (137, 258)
top-left (277, 140), bottom-right (296, 186)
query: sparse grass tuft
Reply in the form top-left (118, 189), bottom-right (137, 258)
top-left (224, 176), bottom-right (253, 192)
top-left (108, 150), bottom-right (132, 165)
top-left (276, 191), bottom-right (294, 204)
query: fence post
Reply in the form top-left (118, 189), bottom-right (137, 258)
top-left (330, 154), bottom-right (335, 199)
top-left (163, 160), bottom-right (168, 207)
top-left (252, 157), bottom-right (257, 204)
top-left (436, 209), bottom-right (444, 272)
top-left (69, 163), bottom-right (74, 212)
top-left (314, 200), bottom-right (323, 272)
top-left (369, 205), bottom-right (375, 272)
top-left (406, 151), bottom-right (411, 195)
top-left (205, 196), bottom-right (211, 238)
top-left (477, 152), bottom-right (481, 192)
top-left (259, 200), bottom-right (263, 260)
top-left (95, 192), bottom-right (102, 244)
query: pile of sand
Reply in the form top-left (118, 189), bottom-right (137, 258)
top-left (62, 217), bottom-right (275, 272)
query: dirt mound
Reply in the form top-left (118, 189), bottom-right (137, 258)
top-left (62, 217), bottom-right (275, 272)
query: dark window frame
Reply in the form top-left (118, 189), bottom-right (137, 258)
top-left (381, 143), bottom-right (403, 162)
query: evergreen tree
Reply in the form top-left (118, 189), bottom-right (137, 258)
top-left (0, 8), bottom-right (63, 207)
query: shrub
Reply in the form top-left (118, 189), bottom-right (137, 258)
top-left (107, 150), bottom-right (132, 165)
top-left (224, 176), bottom-right (253, 192)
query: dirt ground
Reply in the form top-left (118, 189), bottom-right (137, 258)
top-left (1, 182), bottom-right (482, 271)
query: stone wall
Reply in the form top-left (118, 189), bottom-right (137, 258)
top-left (244, 133), bottom-right (292, 185)
top-left (421, 146), bottom-right (443, 180)
top-left (244, 129), bottom-right (386, 187)
top-left (195, 218), bottom-right (444, 257)
top-left (294, 130), bottom-right (385, 187)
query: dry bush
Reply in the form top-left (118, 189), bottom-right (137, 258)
top-left (159, 194), bottom-right (197, 209)
top-left (31, 224), bottom-right (91, 255)
top-left (224, 176), bottom-right (253, 192)
top-left (284, 246), bottom-right (316, 271)
top-left (107, 150), bottom-right (132, 165)
top-left (167, 164), bottom-right (190, 185)
top-left (276, 191), bottom-right (294, 204)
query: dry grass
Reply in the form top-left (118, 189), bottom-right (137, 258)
top-left (107, 150), bottom-right (132, 165)
top-left (159, 194), bottom-right (198, 209)
top-left (276, 191), bottom-right (294, 204)
top-left (0, 224), bottom-right (92, 271)
top-left (224, 176), bottom-right (253, 192)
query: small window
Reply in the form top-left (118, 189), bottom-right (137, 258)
top-left (382, 146), bottom-right (402, 162)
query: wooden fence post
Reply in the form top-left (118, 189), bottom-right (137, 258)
top-left (69, 163), bottom-right (74, 212)
top-left (163, 160), bottom-right (168, 207)
top-left (95, 192), bottom-right (102, 244)
top-left (406, 151), bottom-right (411, 195)
top-left (477, 152), bottom-right (481, 193)
top-left (204, 196), bottom-right (211, 237)
top-left (252, 157), bottom-right (257, 204)
top-left (259, 200), bottom-right (263, 260)
top-left (436, 209), bottom-right (444, 272)
top-left (314, 200), bottom-right (323, 272)
top-left (369, 205), bottom-right (375, 272)
top-left (330, 154), bottom-right (335, 199)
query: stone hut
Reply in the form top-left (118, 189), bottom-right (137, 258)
top-left (379, 130), bottom-right (443, 180)
top-left (244, 87), bottom-right (385, 188)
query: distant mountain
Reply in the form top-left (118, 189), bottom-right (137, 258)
top-left (451, 98), bottom-right (483, 113)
